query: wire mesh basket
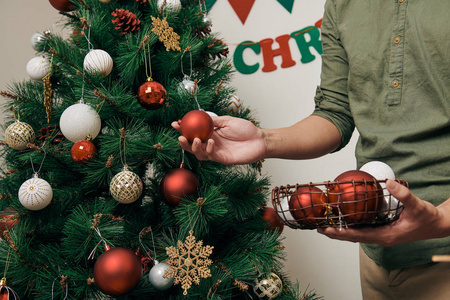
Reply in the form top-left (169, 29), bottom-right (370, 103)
top-left (271, 179), bottom-right (408, 229)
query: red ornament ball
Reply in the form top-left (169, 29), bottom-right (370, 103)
top-left (328, 170), bottom-right (383, 224)
top-left (179, 110), bottom-right (214, 143)
top-left (93, 247), bottom-right (143, 297)
top-left (0, 284), bottom-right (19, 300)
top-left (0, 208), bottom-right (19, 240)
top-left (160, 168), bottom-right (200, 206)
top-left (48, 0), bottom-right (74, 12)
top-left (71, 140), bottom-right (97, 164)
top-left (137, 80), bottom-right (167, 110)
top-left (289, 186), bottom-right (327, 226)
top-left (262, 207), bottom-right (284, 234)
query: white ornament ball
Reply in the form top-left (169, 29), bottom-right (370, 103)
top-left (83, 49), bottom-right (113, 76)
top-left (26, 56), bottom-right (50, 81)
top-left (204, 111), bottom-right (217, 118)
top-left (360, 161), bottom-right (397, 218)
top-left (157, 0), bottom-right (182, 12)
top-left (110, 169), bottom-right (143, 204)
top-left (224, 94), bottom-right (242, 114)
top-left (275, 197), bottom-right (296, 226)
top-left (18, 175), bottom-right (53, 210)
top-left (31, 32), bottom-right (46, 50)
top-left (149, 261), bottom-right (174, 291)
top-left (5, 121), bottom-right (35, 150)
top-left (59, 103), bottom-right (102, 142)
top-left (178, 77), bottom-right (196, 94)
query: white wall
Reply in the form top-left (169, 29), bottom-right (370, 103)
top-left (0, 1), bottom-right (361, 299)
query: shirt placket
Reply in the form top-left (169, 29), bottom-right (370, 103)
top-left (387, 0), bottom-right (408, 106)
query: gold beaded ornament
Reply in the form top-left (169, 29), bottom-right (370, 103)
top-left (253, 273), bottom-right (283, 299)
top-left (110, 167), bottom-right (143, 204)
top-left (5, 120), bottom-right (35, 150)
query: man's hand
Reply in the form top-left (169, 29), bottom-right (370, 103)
top-left (317, 179), bottom-right (450, 247)
top-left (172, 115), bottom-right (267, 165)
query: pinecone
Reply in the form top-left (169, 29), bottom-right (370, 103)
top-left (111, 9), bottom-right (141, 36)
top-left (209, 39), bottom-right (229, 59)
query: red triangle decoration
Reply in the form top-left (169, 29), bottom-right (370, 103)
top-left (228, 0), bottom-right (256, 24)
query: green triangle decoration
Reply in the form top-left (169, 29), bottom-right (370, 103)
top-left (277, 0), bottom-right (295, 13)
top-left (205, 0), bottom-right (218, 10)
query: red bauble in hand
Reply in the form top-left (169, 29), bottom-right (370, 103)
top-left (137, 79), bottom-right (166, 110)
top-left (160, 166), bottom-right (200, 206)
top-left (48, 0), bottom-right (74, 12)
top-left (179, 110), bottom-right (214, 143)
top-left (289, 186), bottom-right (326, 226)
top-left (71, 140), bottom-right (97, 164)
top-left (262, 207), bottom-right (284, 234)
top-left (328, 170), bottom-right (383, 224)
top-left (0, 208), bottom-right (18, 240)
top-left (94, 247), bottom-right (143, 297)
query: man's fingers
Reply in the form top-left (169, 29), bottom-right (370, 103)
top-left (386, 179), bottom-right (418, 210)
top-left (171, 121), bottom-right (180, 131)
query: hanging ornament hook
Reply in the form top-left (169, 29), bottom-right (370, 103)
top-left (30, 145), bottom-right (47, 176)
top-left (144, 31), bottom-right (153, 80)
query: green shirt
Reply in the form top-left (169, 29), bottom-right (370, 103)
top-left (312, 0), bottom-right (450, 269)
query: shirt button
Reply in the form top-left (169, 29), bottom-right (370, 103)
top-left (392, 80), bottom-right (400, 88)
top-left (394, 37), bottom-right (401, 44)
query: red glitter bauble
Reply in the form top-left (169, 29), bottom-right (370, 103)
top-left (160, 168), bottom-right (200, 206)
top-left (328, 170), bottom-right (383, 223)
top-left (71, 140), bottom-right (97, 164)
top-left (262, 207), bottom-right (284, 234)
top-left (48, 0), bottom-right (74, 12)
top-left (137, 80), bottom-right (166, 110)
top-left (93, 247), bottom-right (143, 297)
top-left (289, 186), bottom-right (326, 226)
top-left (179, 110), bottom-right (214, 143)
top-left (0, 208), bottom-right (18, 240)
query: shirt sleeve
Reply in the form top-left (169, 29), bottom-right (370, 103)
top-left (312, 0), bottom-right (355, 151)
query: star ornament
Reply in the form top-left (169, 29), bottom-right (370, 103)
top-left (164, 230), bottom-right (214, 295)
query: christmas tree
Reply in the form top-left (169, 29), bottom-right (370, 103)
top-left (0, 0), bottom-right (321, 299)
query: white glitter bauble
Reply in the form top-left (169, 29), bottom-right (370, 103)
top-left (30, 32), bottom-right (46, 50)
top-left (5, 121), bottom-right (35, 150)
top-left (149, 261), bottom-right (174, 291)
top-left (18, 175), bottom-right (53, 210)
top-left (26, 56), bottom-right (50, 81)
top-left (178, 77), bottom-right (196, 94)
top-left (157, 0), bottom-right (182, 12)
top-left (223, 94), bottom-right (242, 114)
top-left (59, 103), bottom-right (102, 142)
top-left (83, 49), bottom-right (113, 76)
top-left (110, 169), bottom-right (143, 204)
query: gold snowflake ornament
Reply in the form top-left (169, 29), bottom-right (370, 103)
top-left (151, 16), bottom-right (181, 52)
top-left (164, 230), bottom-right (214, 295)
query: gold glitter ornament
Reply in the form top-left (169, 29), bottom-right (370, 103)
top-left (5, 120), bottom-right (35, 150)
top-left (253, 273), bottom-right (283, 299)
top-left (110, 167), bottom-right (143, 204)
top-left (164, 230), bottom-right (214, 295)
top-left (151, 16), bottom-right (181, 52)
